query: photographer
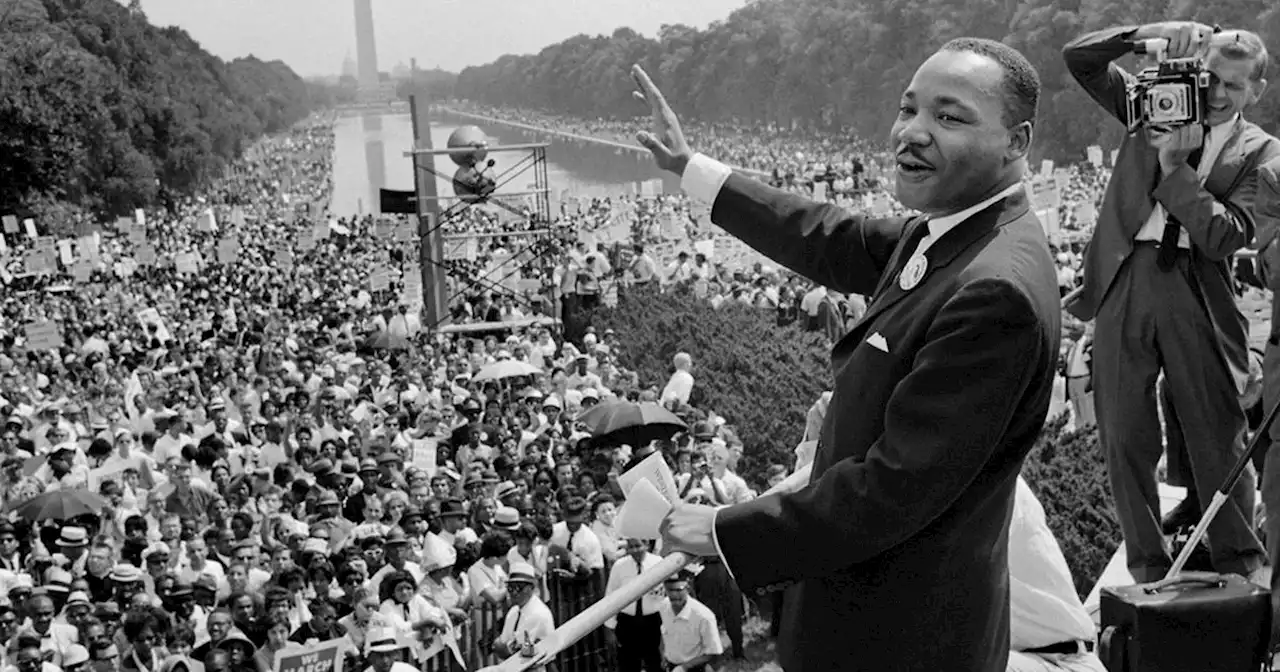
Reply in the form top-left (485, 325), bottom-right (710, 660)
top-left (1062, 22), bottom-right (1278, 583)
top-left (1258, 157), bottom-right (1280, 641)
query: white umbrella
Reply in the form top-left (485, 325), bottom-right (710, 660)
top-left (472, 360), bottom-right (542, 382)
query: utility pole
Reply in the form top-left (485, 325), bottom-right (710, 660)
top-left (410, 93), bottom-right (448, 329)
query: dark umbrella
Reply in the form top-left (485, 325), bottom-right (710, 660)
top-left (9, 489), bottom-right (109, 522)
top-left (363, 330), bottom-right (411, 351)
top-left (576, 400), bottom-right (687, 447)
top-left (450, 421), bottom-right (501, 446)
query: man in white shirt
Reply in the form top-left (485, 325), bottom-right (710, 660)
top-left (152, 411), bottom-right (191, 465)
top-left (549, 497), bottom-right (605, 572)
top-left (660, 353), bottom-right (695, 408)
top-left (657, 573), bottom-right (723, 672)
top-left (1007, 477), bottom-right (1106, 672)
top-left (604, 539), bottom-right (664, 672)
top-left (706, 442), bottom-right (752, 505)
top-left (494, 562), bottom-right (555, 670)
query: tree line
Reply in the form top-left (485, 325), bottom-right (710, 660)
top-left (452, 0), bottom-right (1280, 162)
top-left (0, 0), bottom-right (329, 220)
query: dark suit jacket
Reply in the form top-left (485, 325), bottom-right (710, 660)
top-left (709, 173), bottom-right (1061, 672)
top-left (1255, 159), bottom-right (1280, 298)
top-left (1062, 27), bottom-right (1280, 387)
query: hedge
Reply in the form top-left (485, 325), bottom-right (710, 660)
top-left (577, 285), bottom-right (1119, 597)
top-left (570, 285), bottom-right (831, 481)
top-left (1021, 416), bottom-right (1119, 597)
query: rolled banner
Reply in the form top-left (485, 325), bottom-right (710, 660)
top-left (477, 552), bottom-right (694, 672)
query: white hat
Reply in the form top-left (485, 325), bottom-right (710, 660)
top-left (365, 626), bottom-right (403, 653)
top-left (63, 644), bottom-right (90, 667)
top-left (508, 561), bottom-right (537, 585)
top-left (420, 533), bottom-right (457, 573)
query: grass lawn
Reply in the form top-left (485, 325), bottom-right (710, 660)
top-left (717, 616), bottom-right (783, 672)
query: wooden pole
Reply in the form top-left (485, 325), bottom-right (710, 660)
top-left (477, 553), bottom-right (693, 672)
top-left (410, 92), bottom-right (448, 329)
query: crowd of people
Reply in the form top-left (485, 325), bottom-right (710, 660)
top-left (0, 105), bottom-right (805, 672)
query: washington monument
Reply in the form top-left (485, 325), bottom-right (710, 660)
top-left (353, 0), bottom-right (379, 94)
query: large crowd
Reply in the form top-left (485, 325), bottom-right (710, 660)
top-left (0, 95), bottom-right (1138, 672)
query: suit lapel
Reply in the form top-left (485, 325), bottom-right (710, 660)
top-left (1205, 117), bottom-right (1247, 196)
top-left (854, 192), bottom-right (1029, 330)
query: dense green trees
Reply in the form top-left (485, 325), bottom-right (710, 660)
top-left (454, 0), bottom-right (1280, 162)
top-left (0, 0), bottom-right (322, 219)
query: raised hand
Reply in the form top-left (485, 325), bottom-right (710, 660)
top-left (631, 64), bottom-right (693, 176)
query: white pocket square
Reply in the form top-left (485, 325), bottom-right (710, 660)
top-left (867, 332), bottom-right (890, 353)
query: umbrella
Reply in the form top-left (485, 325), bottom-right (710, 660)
top-left (451, 421), bottom-right (500, 446)
top-left (473, 360), bottom-right (542, 383)
top-left (576, 400), bottom-right (687, 447)
top-left (9, 489), bottom-right (109, 522)
top-left (363, 330), bottom-right (411, 351)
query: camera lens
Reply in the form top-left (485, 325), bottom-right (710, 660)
top-left (1157, 97), bottom-right (1174, 111)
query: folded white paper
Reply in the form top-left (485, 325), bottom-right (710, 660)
top-left (617, 451), bottom-right (679, 504)
top-left (617, 479), bottom-right (674, 540)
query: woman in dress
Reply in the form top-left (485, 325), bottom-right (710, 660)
top-left (466, 532), bottom-right (511, 606)
top-left (419, 534), bottom-right (471, 624)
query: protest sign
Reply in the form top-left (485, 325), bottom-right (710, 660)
top-left (71, 262), bottom-right (93, 283)
top-left (24, 322), bottom-right (63, 350)
top-left (410, 437), bottom-right (437, 477)
top-left (136, 245), bottom-right (157, 266)
top-left (1087, 145), bottom-right (1103, 167)
top-left (271, 638), bottom-right (345, 672)
top-left (217, 238), bottom-right (239, 264)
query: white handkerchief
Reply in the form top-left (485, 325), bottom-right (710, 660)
top-left (867, 332), bottom-right (890, 353)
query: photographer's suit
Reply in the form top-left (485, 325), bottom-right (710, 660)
top-left (1063, 26), bottom-right (1280, 581)
top-left (1256, 160), bottom-right (1280, 615)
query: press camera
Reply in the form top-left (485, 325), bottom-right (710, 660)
top-left (1124, 37), bottom-right (1212, 133)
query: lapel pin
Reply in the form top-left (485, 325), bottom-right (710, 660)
top-left (899, 253), bottom-right (928, 291)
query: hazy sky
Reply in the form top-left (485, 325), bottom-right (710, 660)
top-left (137, 0), bottom-right (747, 77)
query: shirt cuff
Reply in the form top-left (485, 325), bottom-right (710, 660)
top-left (680, 154), bottom-right (733, 205)
top-left (709, 507), bottom-right (738, 584)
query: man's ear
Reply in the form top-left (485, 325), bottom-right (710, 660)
top-left (1006, 121), bottom-right (1033, 163)
top-left (1249, 77), bottom-right (1268, 106)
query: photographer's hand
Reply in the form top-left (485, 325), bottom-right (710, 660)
top-left (1138, 21), bottom-right (1215, 59)
top-left (1149, 124), bottom-right (1204, 175)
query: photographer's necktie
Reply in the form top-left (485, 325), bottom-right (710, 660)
top-left (1156, 140), bottom-right (1204, 272)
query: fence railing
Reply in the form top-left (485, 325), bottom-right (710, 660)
top-left (421, 570), bottom-right (616, 672)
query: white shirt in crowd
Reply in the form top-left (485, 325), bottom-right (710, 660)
top-left (549, 521), bottom-right (605, 571)
top-left (498, 595), bottom-right (555, 653)
top-left (1007, 478), bottom-right (1106, 672)
top-left (657, 595), bottom-right (723, 667)
top-left (661, 369), bottom-right (694, 406)
top-left (603, 552), bottom-right (665, 629)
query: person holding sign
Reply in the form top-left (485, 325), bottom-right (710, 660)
top-left (1062, 22), bottom-right (1277, 582)
top-left (633, 35), bottom-right (1062, 672)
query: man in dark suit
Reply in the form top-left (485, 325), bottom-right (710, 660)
top-left (1256, 157), bottom-right (1280, 639)
top-left (1062, 22), bottom-right (1278, 582)
top-left (635, 37), bottom-right (1062, 672)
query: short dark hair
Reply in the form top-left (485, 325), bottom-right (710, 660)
top-left (1214, 30), bottom-right (1269, 81)
top-left (939, 37), bottom-right (1041, 128)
